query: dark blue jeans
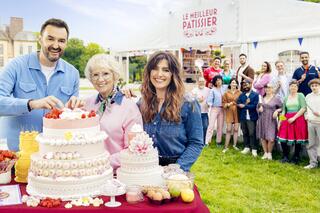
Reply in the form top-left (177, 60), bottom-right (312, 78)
top-left (201, 113), bottom-right (208, 144)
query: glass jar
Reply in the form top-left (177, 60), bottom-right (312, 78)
top-left (126, 185), bottom-right (144, 204)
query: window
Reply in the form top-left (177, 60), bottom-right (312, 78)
top-left (0, 57), bottom-right (4, 67)
top-left (278, 50), bottom-right (300, 76)
top-left (20, 45), bottom-right (23, 55)
top-left (0, 44), bottom-right (3, 55)
top-left (28, 46), bottom-right (32, 54)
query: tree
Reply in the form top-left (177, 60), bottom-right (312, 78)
top-left (62, 38), bottom-right (85, 74)
top-left (62, 39), bottom-right (106, 78)
top-left (78, 43), bottom-right (105, 77)
top-left (304, 0), bottom-right (320, 2)
top-left (129, 56), bottom-right (147, 83)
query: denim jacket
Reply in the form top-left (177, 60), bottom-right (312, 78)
top-left (206, 87), bottom-right (223, 107)
top-left (143, 97), bottom-right (204, 171)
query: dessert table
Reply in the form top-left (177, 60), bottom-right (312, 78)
top-left (0, 180), bottom-right (210, 213)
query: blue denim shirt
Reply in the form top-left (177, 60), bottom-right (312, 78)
top-left (206, 87), bottom-right (223, 107)
top-left (143, 98), bottom-right (204, 171)
top-left (0, 52), bottom-right (79, 151)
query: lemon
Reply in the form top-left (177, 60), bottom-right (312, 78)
top-left (181, 188), bottom-right (194, 203)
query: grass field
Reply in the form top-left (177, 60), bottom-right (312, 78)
top-left (191, 143), bottom-right (320, 213)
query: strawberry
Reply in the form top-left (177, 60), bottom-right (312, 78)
top-left (81, 114), bottom-right (86, 119)
top-left (52, 200), bottom-right (60, 207)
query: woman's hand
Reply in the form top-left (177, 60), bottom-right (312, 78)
top-left (258, 106), bottom-right (263, 113)
top-left (273, 111), bottom-right (279, 119)
top-left (65, 96), bottom-right (85, 109)
top-left (238, 104), bottom-right (245, 108)
top-left (287, 117), bottom-right (296, 124)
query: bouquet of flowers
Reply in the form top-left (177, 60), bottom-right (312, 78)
top-left (0, 150), bottom-right (17, 174)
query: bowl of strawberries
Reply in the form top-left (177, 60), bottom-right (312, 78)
top-left (0, 150), bottom-right (17, 184)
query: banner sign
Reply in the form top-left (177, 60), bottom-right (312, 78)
top-left (168, 0), bottom-right (238, 47)
top-left (182, 8), bottom-right (218, 38)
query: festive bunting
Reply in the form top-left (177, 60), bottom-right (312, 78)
top-left (298, 37), bottom-right (303, 46)
top-left (253, 41), bottom-right (258, 49)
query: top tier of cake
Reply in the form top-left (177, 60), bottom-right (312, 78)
top-left (42, 108), bottom-right (99, 137)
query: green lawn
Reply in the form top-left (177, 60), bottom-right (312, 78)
top-left (191, 144), bottom-right (320, 213)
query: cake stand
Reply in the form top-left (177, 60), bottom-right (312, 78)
top-left (101, 179), bottom-right (126, 208)
top-left (104, 190), bottom-right (125, 207)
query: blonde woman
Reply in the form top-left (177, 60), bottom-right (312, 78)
top-left (84, 54), bottom-right (143, 170)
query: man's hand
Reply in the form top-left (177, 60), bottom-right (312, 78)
top-left (29, 96), bottom-right (64, 110)
top-left (246, 98), bottom-right (250, 104)
top-left (300, 73), bottom-right (306, 82)
top-left (121, 88), bottom-right (137, 99)
top-left (238, 104), bottom-right (245, 108)
top-left (65, 96), bottom-right (85, 109)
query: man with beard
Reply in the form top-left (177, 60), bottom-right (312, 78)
top-left (236, 53), bottom-right (255, 91)
top-left (0, 18), bottom-right (83, 151)
top-left (292, 51), bottom-right (320, 96)
top-left (237, 80), bottom-right (259, 157)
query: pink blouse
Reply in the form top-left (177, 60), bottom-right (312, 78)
top-left (253, 73), bottom-right (271, 96)
top-left (84, 94), bottom-right (143, 170)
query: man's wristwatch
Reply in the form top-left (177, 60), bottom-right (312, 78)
top-left (27, 99), bottom-right (33, 112)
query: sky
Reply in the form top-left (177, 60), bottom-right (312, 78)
top-left (1, 0), bottom-right (193, 50)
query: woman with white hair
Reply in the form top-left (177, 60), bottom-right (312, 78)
top-left (84, 53), bottom-right (143, 170)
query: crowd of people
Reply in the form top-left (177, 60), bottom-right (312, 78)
top-left (192, 52), bottom-right (320, 169)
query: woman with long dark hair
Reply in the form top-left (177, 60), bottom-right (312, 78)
top-left (253, 61), bottom-right (272, 96)
top-left (222, 78), bottom-right (241, 152)
top-left (140, 51), bottom-right (203, 171)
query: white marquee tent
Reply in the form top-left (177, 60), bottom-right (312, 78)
top-left (115, 0), bottom-right (320, 77)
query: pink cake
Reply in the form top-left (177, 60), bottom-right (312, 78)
top-left (27, 108), bottom-right (113, 200)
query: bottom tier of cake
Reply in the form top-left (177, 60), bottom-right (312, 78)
top-left (27, 168), bottom-right (113, 200)
top-left (116, 166), bottom-right (164, 187)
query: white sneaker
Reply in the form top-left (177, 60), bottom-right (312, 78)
top-left (222, 148), bottom-right (228, 153)
top-left (241, 148), bottom-right (250, 154)
top-left (304, 164), bottom-right (317, 169)
top-left (252, 149), bottom-right (258, 157)
top-left (233, 145), bottom-right (239, 150)
top-left (261, 153), bottom-right (268, 160)
top-left (267, 153), bottom-right (272, 160)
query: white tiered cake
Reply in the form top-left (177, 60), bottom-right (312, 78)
top-left (117, 129), bottom-right (164, 186)
top-left (27, 108), bottom-right (113, 200)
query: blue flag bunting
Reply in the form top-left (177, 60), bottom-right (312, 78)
top-left (298, 37), bottom-right (303, 46)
